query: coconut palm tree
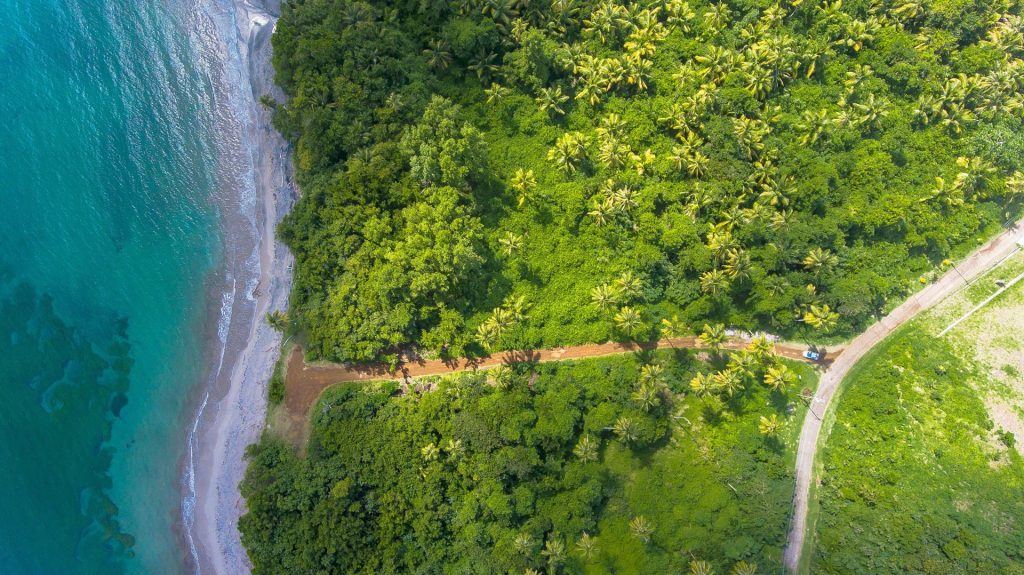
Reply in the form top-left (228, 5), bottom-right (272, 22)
top-left (690, 559), bottom-right (715, 575)
top-left (265, 310), bottom-right (289, 332)
top-left (803, 303), bottom-right (840, 331)
top-left (803, 248), bottom-right (838, 276)
top-left (764, 364), bottom-right (796, 392)
top-left (514, 532), bottom-right (535, 556)
top-left (759, 413), bottom-right (783, 436)
top-left (511, 168), bottom-right (538, 206)
top-left (499, 231), bottom-right (524, 256)
top-left (730, 561), bottom-right (758, 575)
top-left (541, 537), bottom-right (565, 575)
top-left (485, 83), bottom-right (511, 105)
top-left (548, 132), bottom-right (587, 174)
top-left (729, 351), bottom-right (759, 381)
top-left (851, 93), bottom-right (889, 129)
top-left (661, 314), bottom-right (685, 340)
top-left (590, 282), bottom-right (620, 311)
top-left (690, 372), bottom-right (714, 397)
top-left (797, 109), bottom-right (831, 146)
top-left (747, 335), bottom-right (776, 361)
top-left (536, 86), bottom-right (570, 116)
top-left (614, 306), bottom-right (644, 336)
top-left (573, 434), bottom-right (599, 462)
top-left (576, 532), bottom-right (598, 560)
top-left (724, 249), bottom-right (751, 282)
top-left (615, 270), bottom-right (643, 300)
top-left (468, 49), bottom-right (500, 81)
top-left (639, 363), bottom-right (665, 385)
top-left (612, 416), bottom-right (638, 443)
top-left (698, 322), bottom-right (727, 352)
top-left (423, 40), bottom-right (453, 71)
top-left (714, 368), bottom-right (744, 397)
top-left (588, 197), bottom-right (615, 225)
top-left (700, 269), bottom-right (731, 296)
top-left (633, 383), bottom-right (660, 411)
top-left (630, 516), bottom-right (654, 542)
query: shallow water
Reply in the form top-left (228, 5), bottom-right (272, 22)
top-left (0, 1), bottom-right (237, 572)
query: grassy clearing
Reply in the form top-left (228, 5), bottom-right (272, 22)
top-left (809, 254), bottom-right (1024, 573)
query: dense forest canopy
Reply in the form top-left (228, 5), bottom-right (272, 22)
top-left (271, 0), bottom-right (1024, 364)
top-left (242, 350), bottom-right (818, 574)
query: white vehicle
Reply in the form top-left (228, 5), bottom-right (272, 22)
top-left (803, 349), bottom-right (822, 361)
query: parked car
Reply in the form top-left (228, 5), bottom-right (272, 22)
top-left (803, 349), bottom-right (822, 361)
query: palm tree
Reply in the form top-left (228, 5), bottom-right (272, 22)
top-left (639, 363), bottom-right (665, 385)
top-left (499, 231), bottom-right (524, 257)
top-left (747, 335), bottom-right (776, 361)
top-left (714, 368), bottom-right (744, 397)
top-left (724, 249), bottom-right (751, 282)
top-left (690, 372), bottom-right (714, 397)
top-left (730, 561), bottom-right (758, 575)
top-left (541, 537), bottom-right (566, 575)
top-left (482, 0), bottom-right (519, 30)
top-left (514, 533), bottom-right (535, 556)
top-left (421, 442), bottom-right (440, 461)
top-left (660, 314), bottom-right (685, 340)
top-left (588, 197), bottom-right (615, 226)
top-left (764, 364), bottom-right (796, 392)
top-left (576, 532), bottom-right (598, 560)
top-left (485, 83), bottom-right (511, 105)
top-left (803, 304), bottom-right (840, 331)
top-left (468, 49), bottom-right (500, 82)
top-left (686, 151), bottom-right (711, 178)
top-left (803, 248), bottom-right (838, 276)
top-left (758, 413), bottom-right (782, 436)
top-left (615, 270), bottom-right (643, 300)
top-left (573, 434), bottom-right (599, 462)
top-left (423, 40), bottom-right (453, 71)
top-left (851, 93), bottom-right (889, 130)
top-left (797, 109), bottom-right (831, 146)
top-left (548, 132), bottom-right (587, 174)
top-left (700, 269), bottom-right (730, 296)
top-left (629, 516), bottom-right (654, 542)
top-left (633, 384), bottom-right (660, 411)
top-left (690, 559), bottom-right (715, 575)
top-left (614, 306), bottom-right (644, 337)
top-left (536, 86), bottom-right (570, 116)
top-left (511, 168), bottom-right (538, 207)
top-left (590, 282), bottom-right (620, 311)
top-left (729, 351), bottom-right (759, 381)
top-left (612, 416), bottom-right (638, 443)
top-left (698, 322), bottom-right (727, 352)
top-left (265, 310), bottom-right (289, 332)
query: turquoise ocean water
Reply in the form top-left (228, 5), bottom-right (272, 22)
top-left (0, 1), bottom-right (234, 572)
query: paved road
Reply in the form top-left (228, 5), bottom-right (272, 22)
top-left (782, 221), bottom-right (1024, 572)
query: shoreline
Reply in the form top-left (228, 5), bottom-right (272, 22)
top-left (183, 0), bottom-right (293, 574)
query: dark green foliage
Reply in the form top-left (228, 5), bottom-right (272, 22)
top-left (272, 0), bottom-right (1023, 362)
top-left (813, 330), bottom-right (1024, 574)
top-left (267, 358), bottom-right (285, 405)
top-left (240, 352), bottom-right (816, 574)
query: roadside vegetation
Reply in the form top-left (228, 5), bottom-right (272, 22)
top-left (810, 257), bottom-right (1024, 574)
top-left (241, 348), bottom-right (818, 574)
top-left (270, 0), bottom-right (1024, 365)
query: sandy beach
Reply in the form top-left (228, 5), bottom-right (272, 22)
top-left (185, 0), bottom-right (293, 573)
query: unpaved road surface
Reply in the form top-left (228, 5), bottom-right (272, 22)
top-left (285, 337), bottom-right (835, 426)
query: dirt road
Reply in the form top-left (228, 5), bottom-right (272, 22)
top-left (284, 336), bottom-right (833, 426)
top-left (782, 221), bottom-right (1024, 572)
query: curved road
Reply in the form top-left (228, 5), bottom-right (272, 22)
top-left (782, 221), bottom-right (1024, 572)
